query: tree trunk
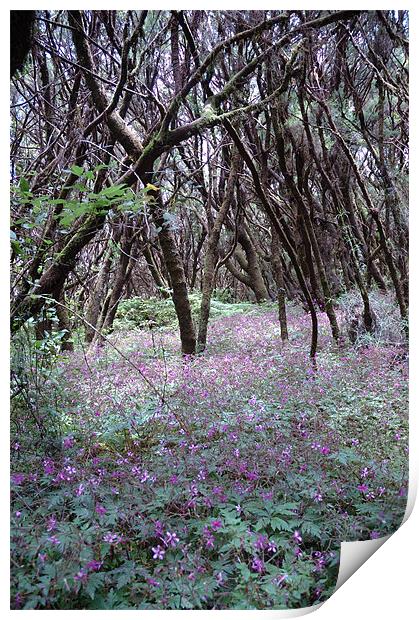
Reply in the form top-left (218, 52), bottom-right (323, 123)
top-left (142, 177), bottom-right (197, 354)
top-left (271, 228), bottom-right (289, 342)
top-left (198, 148), bottom-right (240, 351)
top-left (85, 244), bottom-right (113, 343)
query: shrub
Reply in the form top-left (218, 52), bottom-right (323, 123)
top-left (113, 293), bottom-right (254, 331)
top-left (337, 290), bottom-right (406, 348)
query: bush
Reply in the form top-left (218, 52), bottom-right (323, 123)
top-left (212, 288), bottom-right (235, 304)
top-left (337, 290), bottom-right (406, 348)
top-left (114, 293), bottom-right (254, 331)
top-left (11, 309), bottom-right (69, 447)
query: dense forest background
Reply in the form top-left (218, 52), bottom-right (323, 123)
top-left (10, 9), bottom-right (408, 354)
top-left (10, 10), bottom-right (408, 611)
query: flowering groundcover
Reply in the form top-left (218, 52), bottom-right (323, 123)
top-left (11, 303), bottom-right (408, 609)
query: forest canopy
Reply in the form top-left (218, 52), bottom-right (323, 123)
top-left (10, 9), bottom-right (408, 354)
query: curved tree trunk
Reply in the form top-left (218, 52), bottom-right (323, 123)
top-left (141, 176), bottom-right (197, 354)
top-left (223, 118), bottom-right (318, 361)
top-left (198, 148), bottom-right (240, 351)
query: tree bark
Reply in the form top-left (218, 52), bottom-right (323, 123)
top-left (198, 148), bottom-right (240, 351)
top-left (271, 228), bottom-right (289, 342)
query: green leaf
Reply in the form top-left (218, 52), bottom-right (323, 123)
top-left (70, 165), bottom-right (84, 177)
top-left (275, 502), bottom-right (300, 516)
top-left (85, 572), bottom-right (105, 600)
top-left (19, 178), bottom-right (30, 192)
top-left (11, 239), bottom-right (22, 255)
top-left (237, 564), bottom-right (251, 581)
top-left (255, 517), bottom-right (270, 531)
top-left (100, 185), bottom-right (127, 198)
top-left (301, 521), bottom-right (322, 538)
top-left (270, 517), bottom-right (293, 532)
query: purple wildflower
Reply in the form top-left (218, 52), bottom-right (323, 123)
top-left (63, 435), bottom-right (75, 449)
top-left (86, 559), bottom-right (102, 571)
top-left (103, 532), bottom-right (123, 545)
top-left (251, 557), bottom-right (265, 573)
top-left (293, 530), bottom-right (303, 544)
top-left (47, 515), bottom-right (57, 531)
top-left (74, 569), bottom-right (88, 583)
top-left (11, 473), bottom-right (25, 485)
top-left (163, 531), bottom-right (179, 547)
top-left (152, 545), bottom-right (165, 560)
top-left (254, 534), bottom-right (269, 551)
top-left (43, 458), bottom-right (55, 475)
top-left (210, 519), bottom-right (223, 531)
top-left (95, 504), bottom-right (106, 516)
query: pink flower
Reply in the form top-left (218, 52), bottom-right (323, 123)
top-left (47, 515), bottom-right (57, 531)
top-left (86, 560), bottom-right (102, 571)
top-left (43, 459), bottom-right (55, 475)
top-left (11, 473), bottom-right (25, 485)
top-left (294, 546), bottom-right (303, 558)
top-left (254, 534), bottom-right (268, 551)
top-left (293, 530), bottom-right (303, 544)
top-left (210, 519), bottom-right (223, 531)
top-left (63, 436), bottom-right (75, 449)
top-left (245, 470), bottom-right (259, 481)
top-left (163, 531), bottom-right (179, 547)
top-left (103, 532), bottom-right (123, 545)
top-left (361, 467), bottom-right (370, 478)
top-left (74, 569), bottom-right (88, 583)
top-left (251, 557), bottom-right (265, 573)
top-left (95, 504), bottom-right (106, 516)
top-left (152, 545), bottom-right (165, 560)
top-left (147, 577), bottom-right (160, 587)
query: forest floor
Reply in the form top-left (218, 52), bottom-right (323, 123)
top-left (11, 299), bottom-right (408, 609)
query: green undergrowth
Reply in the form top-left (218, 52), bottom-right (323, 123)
top-left (10, 301), bottom-right (408, 610)
top-left (113, 292), bottom-right (257, 331)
